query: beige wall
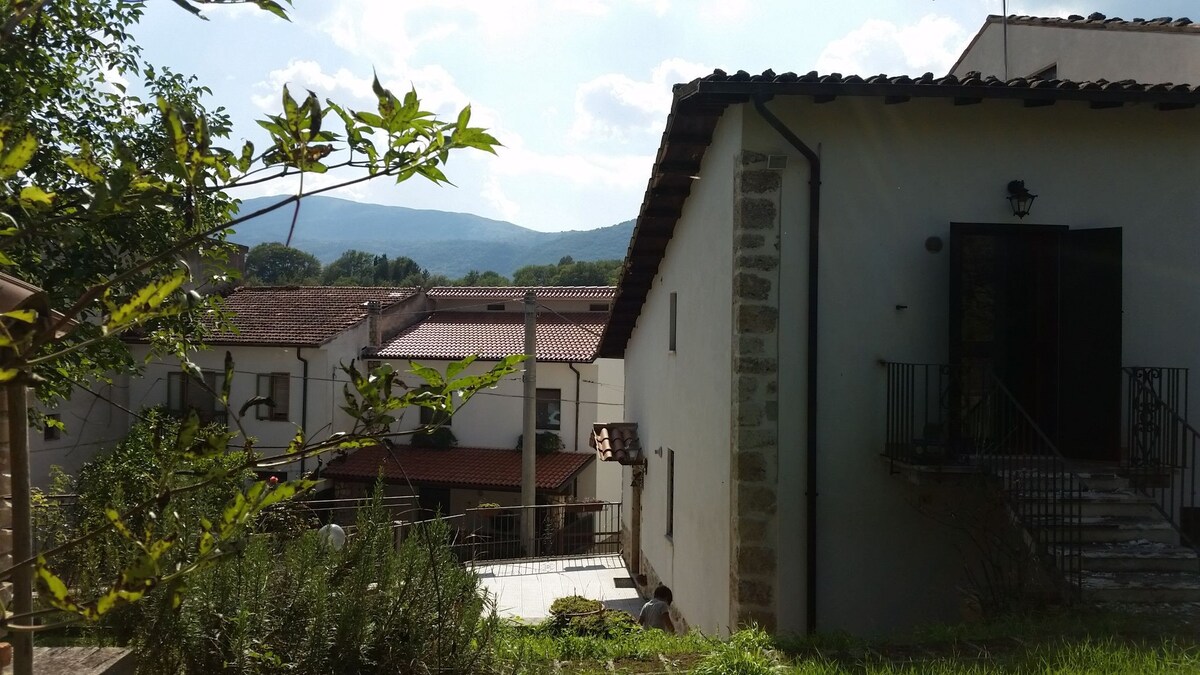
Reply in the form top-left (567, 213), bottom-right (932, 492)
top-left (743, 95), bottom-right (1200, 634)
top-left (952, 22), bottom-right (1200, 83)
top-left (623, 105), bottom-right (742, 635)
top-left (30, 378), bottom-right (131, 486)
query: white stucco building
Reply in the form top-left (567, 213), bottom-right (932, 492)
top-left (951, 13), bottom-right (1200, 83)
top-left (598, 67), bottom-right (1200, 637)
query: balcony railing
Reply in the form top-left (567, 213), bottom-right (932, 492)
top-left (444, 501), bottom-right (622, 564)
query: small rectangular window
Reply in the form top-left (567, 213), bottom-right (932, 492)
top-left (256, 373), bottom-right (290, 421)
top-left (536, 388), bottom-right (561, 430)
top-left (666, 448), bottom-right (675, 538)
top-left (43, 414), bottom-right (62, 441)
top-left (589, 303), bottom-right (610, 312)
top-left (487, 303), bottom-right (505, 311)
top-left (668, 292), bottom-right (677, 352)
top-left (168, 371), bottom-right (226, 424)
top-left (419, 387), bottom-right (451, 427)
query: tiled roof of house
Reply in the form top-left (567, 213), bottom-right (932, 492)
top-left (597, 68), bottom-right (1200, 357)
top-left (427, 287), bottom-right (615, 300)
top-left (989, 13), bottom-right (1200, 32)
top-left (371, 311), bottom-right (606, 362)
top-left (206, 286), bottom-right (417, 347)
top-left (321, 444), bottom-right (594, 492)
top-left (591, 422), bottom-right (642, 464)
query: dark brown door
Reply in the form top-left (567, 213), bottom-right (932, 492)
top-left (1058, 228), bottom-right (1122, 460)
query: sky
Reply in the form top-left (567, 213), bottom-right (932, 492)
top-left (131, 0), bottom-right (1195, 233)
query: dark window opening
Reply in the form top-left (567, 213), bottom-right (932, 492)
top-left (487, 303), bottom-right (506, 311)
top-left (419, 387), bottom-right (451, 427)
top-left (536, 388), bottom-right (561, 430)
top-left (669, 292), bottom-right (677, 352)
top-left (1030, 63), bottom-right (1057, 80)
top-left (167, 371), bottom-right (227, 424)
top-left (256, 373), bottom-right (291, 421)
top-left (43, 414), bottom-right (61, 441)
top-left (666, 448), bottom-right (675, 538)
top-left (589, 303), bottom-right (610, 312)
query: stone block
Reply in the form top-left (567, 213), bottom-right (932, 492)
top-left (737, 428), bottom-right (777, 451)
top-left (736, 198), bottom-right (777, 230)
top-left (736, 254), bottom-right (780, 272)
top-left (736, 608), bottom-right (777, 632)
top-left (737, 546), bottom-right (778, 575)
top-left (737, 305), bottom-right (778, 333)
top-left (738, 516), bottom-right (768, 543)
top-left (766, 379), bottom-right (778, 396)
top-left (735, 232), bottom-right (765, 251)
top-left (738, 335), bottom-right (765, 356)
top-left (736, 451), bottom-right (766, 482)
top-left (0, 506), bottom-right (10, 529)
top-left (737, 578), bottom-right (775, 606)
top-left (765, 400), bottom-right (779, 422)
top-left (738, 170), bottom-right (782, 195)
top-left (738, 484), bottom-right (778, 515)
top-left (735, 356), bottom-right (777, 375)
top-left (737, 404), bottom-right (764, 427)
top-left (734, 273), bottom-right (771, 302)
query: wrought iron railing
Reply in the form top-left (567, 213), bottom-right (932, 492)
top-left (884, 362), bottom-right (1082, 595)
top-left (443, 501), bottom-right (622, 564)
top-left (1123, 367), bottom-right (1200, 546)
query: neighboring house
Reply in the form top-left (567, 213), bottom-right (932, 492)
top-left (597, 68), bottom-right (1200, 637)
top-left (951, 13), bottom-right (1200, 83)
top-left (323, 286), bottom-right (624, 516)
top-left (126, 286), bottom-right (427, 481)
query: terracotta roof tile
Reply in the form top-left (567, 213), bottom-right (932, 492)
top-left (372, 311), bottom-right (605, 362)
top-left (321, 444), bottom-right (593, 492)
top-left (427, 286), bottom-right (615, 300)
top-left (990, 13), bottom-right (1199, 32)
top-left (206, 286), bottom-right (416, 347)
top-left (591, 423), bottom-right (642, 464)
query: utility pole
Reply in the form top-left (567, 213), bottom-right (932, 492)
top-left (521, 291), bottom-right (537, 556)
top-left (6, 385), bottom-right (31, 675)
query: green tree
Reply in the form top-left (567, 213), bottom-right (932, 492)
top-left (456, 269), bottom-right (509, 286)
top-left (322, 249), bottom-right (378, 285)
top-left (245, 242), bottom-right (321, 285)
top-left (511, 264), bottom-right (557, 286)
top-left (0, 0), bottom-right (508, 633)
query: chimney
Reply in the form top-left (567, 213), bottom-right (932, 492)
top-left (366, 300), bottom-right (382, 347)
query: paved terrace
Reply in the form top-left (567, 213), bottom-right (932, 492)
top-left (473, 554), bottom-right (644, 620)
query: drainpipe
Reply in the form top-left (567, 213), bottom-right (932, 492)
top-left (751, 94), bottom-right (822, 634)
top-left (568, 362), bottom-right (582, 451)
top-left (296, 347), bottom-right (309, 475)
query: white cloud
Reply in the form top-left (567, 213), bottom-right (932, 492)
top-left (481, 176), bottom-right (521, 222)
top-left (698, 0), bottom-right (749, 24)
top-left (569, 58), bottom-right (710, 142)
top-left (816, 14), bottom-right (969, 76)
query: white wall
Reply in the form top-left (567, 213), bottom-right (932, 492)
top-left (623, 105), bottom-right (741, 635)
top-left (952, 22), bottom-right (1200, 83)
top-left (743, 95), bottom-right (1200, 634)
top-left (29, 378), bottom-right (132, 487)
top-left (591, 358), bottom-right (625, 503)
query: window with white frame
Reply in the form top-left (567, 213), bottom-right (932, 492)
top-left (256, 373), bottom-right (291, 421)
top-left (536, 388), bottom-right (561, 430)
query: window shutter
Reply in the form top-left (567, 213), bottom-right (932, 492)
top-left (272, 373), bottom-right (290, 421)
top-left (257, 374), bottom-right (270, 420)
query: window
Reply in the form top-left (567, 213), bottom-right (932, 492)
top-left (666, 448), bottom-right (675, 538)
top-left (668, 292), bottom-right (677, 352)
top-left (589, 303), bottom-right (610, 312)
top-left (536, 388), bottom-right (561, 430)
top-left (256, 373), bottom-right (291, 421)
top-left (1030, 63), bottom-right (1058, 80)
top-left (487, 303), bottom-right (506, 311)
top-left (419, 387), bottom-right (451, 427)
top-left (43, 414), bottom-right (61, 441)
top-left (167, 371), bottom-right (226, 424)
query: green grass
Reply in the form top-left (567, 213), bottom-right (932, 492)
top-left (497, 609), bottom-right (1200, 674)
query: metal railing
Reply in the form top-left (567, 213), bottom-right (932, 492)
top-left (445, 501), bottom-right (622, 564)
top-left (884, 362), bottom-right (1082, 595)
top-left (1123, 367), bottom-right (1200, 546)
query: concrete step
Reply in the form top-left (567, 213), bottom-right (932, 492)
top-left (1082, 570), bottom-right (1200, 603)
top-left (1056, 541), bottom-right (1200, 573)
top-left (994, 470), bottom-right (1131, 492)
top-left (1018, 489), bottom-right (1160, 518)
top-left (1030, 515), bottom-right (1179, 545)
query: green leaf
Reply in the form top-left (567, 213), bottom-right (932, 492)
top-left (408, 361), bottom-right (445, 388)
top-left (0, 131), bottom-right (36, 179)
top-left (252, 0), bottom-right (292, 20)
top-left (64, 156), bottom-right (104, 183)
top-left (456, 105), bottom-right (471, 132)
top-left (445, 355), bottom-right (477, 381)
top-left (173, 410), bottom-right (200, 456)
top-left (105, 267), bottom-right (187, 329)
top-left (0, 368), bottom-right (18, 382)
top-left (18, 185), bottom-right (54, 208)
top-left (222, 351), bottom-right (233, 404)
top-left (285, 428), bottom-right (305, 454)
top-left (2, 308), bottom-right (37, 323)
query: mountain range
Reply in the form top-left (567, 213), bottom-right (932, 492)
top-left (227, 196), bottom-right (634, 278)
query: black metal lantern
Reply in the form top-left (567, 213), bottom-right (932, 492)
top-left (1006, 180), bottom-right (1037, 219)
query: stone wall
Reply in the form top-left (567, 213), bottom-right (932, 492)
top-left (728, 151), bottom-right (782, 630)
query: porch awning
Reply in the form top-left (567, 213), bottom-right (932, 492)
top-left (321, 444), bottom-right (594, 494)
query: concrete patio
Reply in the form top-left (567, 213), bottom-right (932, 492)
top-left (473, 554), bottom-right (644, 620)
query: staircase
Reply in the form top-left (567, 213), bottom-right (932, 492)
top-left (1024, 468), bottom-right (1200, 603)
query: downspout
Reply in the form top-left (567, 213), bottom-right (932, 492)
top-left (751, 95), bottom-right (821, 634)
top-left (568, 362), bottom-right (581, 451)
top-left (296, 347), bottom-right (309, 475)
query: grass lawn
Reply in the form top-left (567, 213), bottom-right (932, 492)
top-left (497, 606), bottom-right (1200, 674)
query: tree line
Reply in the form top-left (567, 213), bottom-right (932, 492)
top-left (245, 243), bottom-right (622, 287)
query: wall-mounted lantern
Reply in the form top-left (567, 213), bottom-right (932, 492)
top-left (1006, 180), bottom-right (1037, 219)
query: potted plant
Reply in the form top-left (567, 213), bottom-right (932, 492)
top-left (474, 502), bottom-right (501, 517)
top-left (564, 498), bottom-right (605, 513)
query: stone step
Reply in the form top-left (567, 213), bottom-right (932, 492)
top-left (1056, 541), bottom-right (1200, 573)
top-left (1082, 570), bottom-right (1200, 603)
top-left (1018, 490), bottom-right (1160, 518)
top-left (993, 470), bottom-right (1131, 492)
top-left (1029, 515), bottom-right (1179, 545)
